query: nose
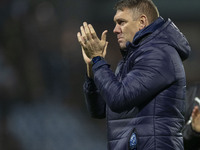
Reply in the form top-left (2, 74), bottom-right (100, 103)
top-left (113, 24), bottom-right (121, 34)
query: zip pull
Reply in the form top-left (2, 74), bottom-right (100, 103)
top-left (129, 132), bottom-right (137, 150)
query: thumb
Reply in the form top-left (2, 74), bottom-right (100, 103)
top-left (101, 30), bottom-right (108, 42)
top-left (102, 42), bottom-right (109, 58)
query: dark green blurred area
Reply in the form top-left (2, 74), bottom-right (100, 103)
top-left (0, 0), bottom-right (199, 150)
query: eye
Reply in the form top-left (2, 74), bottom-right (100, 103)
top-left (118, 21), bottom-right (124, 25)
top-left (118, 20), bottom-right (126, 26)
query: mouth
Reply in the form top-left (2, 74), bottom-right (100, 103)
top-left (117, 37), bottom-right (123, 42)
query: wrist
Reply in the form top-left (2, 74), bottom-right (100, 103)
top-left (86, 63), bottom-right (93, 78)
top-left (91, 56), bottom-right (104, 65)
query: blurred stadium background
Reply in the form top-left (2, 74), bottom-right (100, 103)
top-left (0, 0), bottom-right (199, 149)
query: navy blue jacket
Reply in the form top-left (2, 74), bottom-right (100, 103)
top-left (83, 17), bottom-right (191, 150)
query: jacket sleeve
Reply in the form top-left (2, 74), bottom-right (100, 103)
top-left (83, 75), bottom-right (106, 119)
top-left (92, 48), bottom-right (177, 113)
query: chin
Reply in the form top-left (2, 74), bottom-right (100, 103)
top-left (119, 43), bottom-right (126, 50)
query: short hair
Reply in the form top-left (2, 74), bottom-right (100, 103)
top-left (114, 0), bottom-right (159, 24)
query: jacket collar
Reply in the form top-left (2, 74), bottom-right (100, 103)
top-left (132, 16), bottom-right (165, 45)
top-left (121, 17), bottom-right (165, 58)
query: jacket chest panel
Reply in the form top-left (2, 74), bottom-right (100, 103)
top-left (117, 55), bottom-right (137, 81)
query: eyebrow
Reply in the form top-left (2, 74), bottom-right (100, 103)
top-left (114, 17), bottom-right (126, 23)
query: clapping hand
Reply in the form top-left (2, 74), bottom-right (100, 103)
top-left (191, 106), bottom-right (200, 132)
top-left (77, 22), bottom-right (108, 64)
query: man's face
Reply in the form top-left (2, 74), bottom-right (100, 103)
top-left (113, 8), bottom-right (140, 49)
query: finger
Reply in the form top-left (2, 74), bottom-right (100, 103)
top-left (80, 25), bottom-right (87, 42)
top-left (103, 41), bottom-right (108, 57)
top-left (197, 107), bottom-right (200, 114)
top-left (83, 22), bottom-right (92, 40)
top-left (194, 106), bottom-right (199, 113)
top-left (192, 106), bottom-right (199, 118)
top-left (105, 41), bottom-right (108, 49)
top-left (77, 32), bottom-right (86, 47)
top-left (104, 41), bottom-right (108, 52)
top-left (77, 32), bottom-right (82, 43)
top-left (101, 30), bottom-right (108, 42)
top-left (88, 24), bottom-right (98, 39)
top-left (82, 47), bottom-right (86, 57)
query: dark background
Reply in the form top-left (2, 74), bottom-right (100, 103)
top-left (0, 0), bottom-right (199, 149)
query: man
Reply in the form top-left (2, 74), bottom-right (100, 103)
top-left (183, 83), bottom-right (200, 150)
top-left (77, 0), bottom-right (191, 149)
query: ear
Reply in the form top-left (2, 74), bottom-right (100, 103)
top-left (138, 15), bottom-right (149, 30)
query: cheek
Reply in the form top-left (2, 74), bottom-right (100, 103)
top-left (126, 30), bottom-right (136, 42)
top-left (124, 26), bottom-right (137, 41)
top-left (131, 31), bottom-right (137, 39)
top-left (129, 24), bottom-right (139, 34)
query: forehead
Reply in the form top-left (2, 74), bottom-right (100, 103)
top-left (113, 8), bottom-right (133, 22)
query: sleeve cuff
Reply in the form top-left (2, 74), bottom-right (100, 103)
top-left (83, 74), bottom-right (97, 92)
top-left (92, 59), bottom-right (110, 72)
